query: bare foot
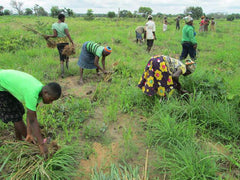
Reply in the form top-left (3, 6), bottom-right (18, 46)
top-left (78, 80), bottom-right (84, 85)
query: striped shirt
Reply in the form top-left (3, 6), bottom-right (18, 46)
top-left (86, 41), bottom-right (104, 57)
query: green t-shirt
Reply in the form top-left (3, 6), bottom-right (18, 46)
top-left (86, 41), bottom-right (104, 57)
top-left (52, 22), bottom-right (68, 37)
top-left (0, 70), bottom-right (43, 111)
top-left (181, 24), bottom-right (197, 45)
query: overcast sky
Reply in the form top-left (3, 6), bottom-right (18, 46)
top-left (2, 0), bottom-right (240, 14)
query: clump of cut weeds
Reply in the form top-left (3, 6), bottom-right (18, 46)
top-left (0, 140), bottom-right (80, 179)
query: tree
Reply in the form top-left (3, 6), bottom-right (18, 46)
top-left (64, 8), bottom-right (74, 17)
top-left (232, 13), bottom-right (240, 19)
top-left (156, 12), bottom-right (163, 18)
top-left (50, 6), bottom-right (64, 17)
top-left (33, 4), bottom-right (48, 16)
top-left (10, 0), bottom-right (23, 15)
top-left (38, 7), bottom-right (48, 16)
top-left (138, 7), bottom-right (152, 17)
top-left (0, 6), bottom-right (3, 16)
top-left (119, 10), bottom-right (132, 18)
top-left (184, 6), bottom-right (203, 19)
top-left (24, 8), bottom-right (33, 15)
top-left (4, 9), bottom-right (11, 15)
top-left (84, 9), bottom-right (94, 20)
top-left (226, 15), bottom-right (234, 21)
top-left (107, 11), bottom-right (116, 18)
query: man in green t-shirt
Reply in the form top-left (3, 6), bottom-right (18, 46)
top-left (180, 16), bottom-right (197, 60)
top-left (0, 69), bottom-right (62, 155)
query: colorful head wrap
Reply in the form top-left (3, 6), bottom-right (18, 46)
top-left (185, 59), bottom-right (196, 73)
top-left (104, 46), bottom-right (112, 54)
top-left (184, 16), bottom-right (193, 23)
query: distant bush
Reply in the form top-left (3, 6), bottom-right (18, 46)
top-left (84, 9), bottom-right (94, 20)
top-left (226, 15), bottom-right (234, 21)
top-left (107, 11), bottom-right (116, 18)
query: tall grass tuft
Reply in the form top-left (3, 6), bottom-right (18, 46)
top-left (91, 162), bottom-right (144, 180)
top-left (0, 141), bottom-right (81, 180)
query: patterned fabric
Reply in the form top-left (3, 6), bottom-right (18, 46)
top-left (162, 55), bottom-right (186, 75)
top-left (0, 91), bottom-right (25, 123)
top-left (138, 55), bottom-right (176, 97)
top-left (55, 37), bottom-right (69, 44)
top-left (0, 70), bottom-right (43, 111)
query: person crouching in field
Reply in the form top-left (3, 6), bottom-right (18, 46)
top-left (77, 41), bottom-right (112, 85)
top-left (135, 26), bottom-right (145, 44)
top-left (0, 69), bottom-right (61, 155)
top-left (44, 14), bottom-right (74, 78)
top-left (180, 16), bottom-right (197, 61)
top-left (138, 55), bottom-right (196, 97)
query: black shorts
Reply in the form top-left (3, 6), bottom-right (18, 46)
top-left (0, 91), bottom-right (25, 123)
top-left (147, 39), bottom-right (154, 48)
top-left (57, 43), bottom-right (69, 62)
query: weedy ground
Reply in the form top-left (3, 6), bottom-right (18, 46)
top-left (0, 16), bottom-right (240, 179)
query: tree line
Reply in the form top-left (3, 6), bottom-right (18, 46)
top-left (0, 1), bottom-right (239, 21)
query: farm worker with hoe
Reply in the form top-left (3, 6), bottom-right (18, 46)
top-left (144, 15), bottom-right (156, 53)
top-left (180, 16), bottom-right (197, 61)
top-left (138, 55), bottom-right (196, 97)
top-left (44, 13), bottom-right (74, 78)
top-left (77, 41), bottom-right (112, 85)
top-left (0, 69), bottom-right (62, 155)
top-left (135, 26), bottom-right (145, 44)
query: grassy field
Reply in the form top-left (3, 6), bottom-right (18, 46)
top-left (0, 16), bottom-right (240, 179)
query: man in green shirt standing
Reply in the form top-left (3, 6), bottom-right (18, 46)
top-left (0, 69), bottom-right (62, 155)
top-left (180, 16), bottom-right (197, 60)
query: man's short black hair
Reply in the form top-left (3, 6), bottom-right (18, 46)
top-left (44, 82), bottom-right (62, 99)
top-left (58, 14), bottom-right (65, 20)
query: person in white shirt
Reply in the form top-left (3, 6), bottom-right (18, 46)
top-left (144, 15), bottom-right (156, 53)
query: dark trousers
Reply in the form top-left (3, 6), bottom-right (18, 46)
top-left (180, 42), bottom-right (196, 60)
top-left (57, 43), bottom-right (69, 61)
top-left (176, 23), bottom-right (180, 30)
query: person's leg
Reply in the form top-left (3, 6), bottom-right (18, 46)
top-left (14, 120), bottom-right (27, 140)
top-left (96, 68), bottom-right (100, 75)
top-left (78, 67), bottom-right (84, 85)
top-left (180, 43), bottom-right (189, 60)
top-left (189, 45), bottom-right (196, 60)
top-left (60, 61), bottom-right (64, 78)
top-left (147, 40), bottom-right (153, 52)
top-left (66, 57), bottom-right (69, 70)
